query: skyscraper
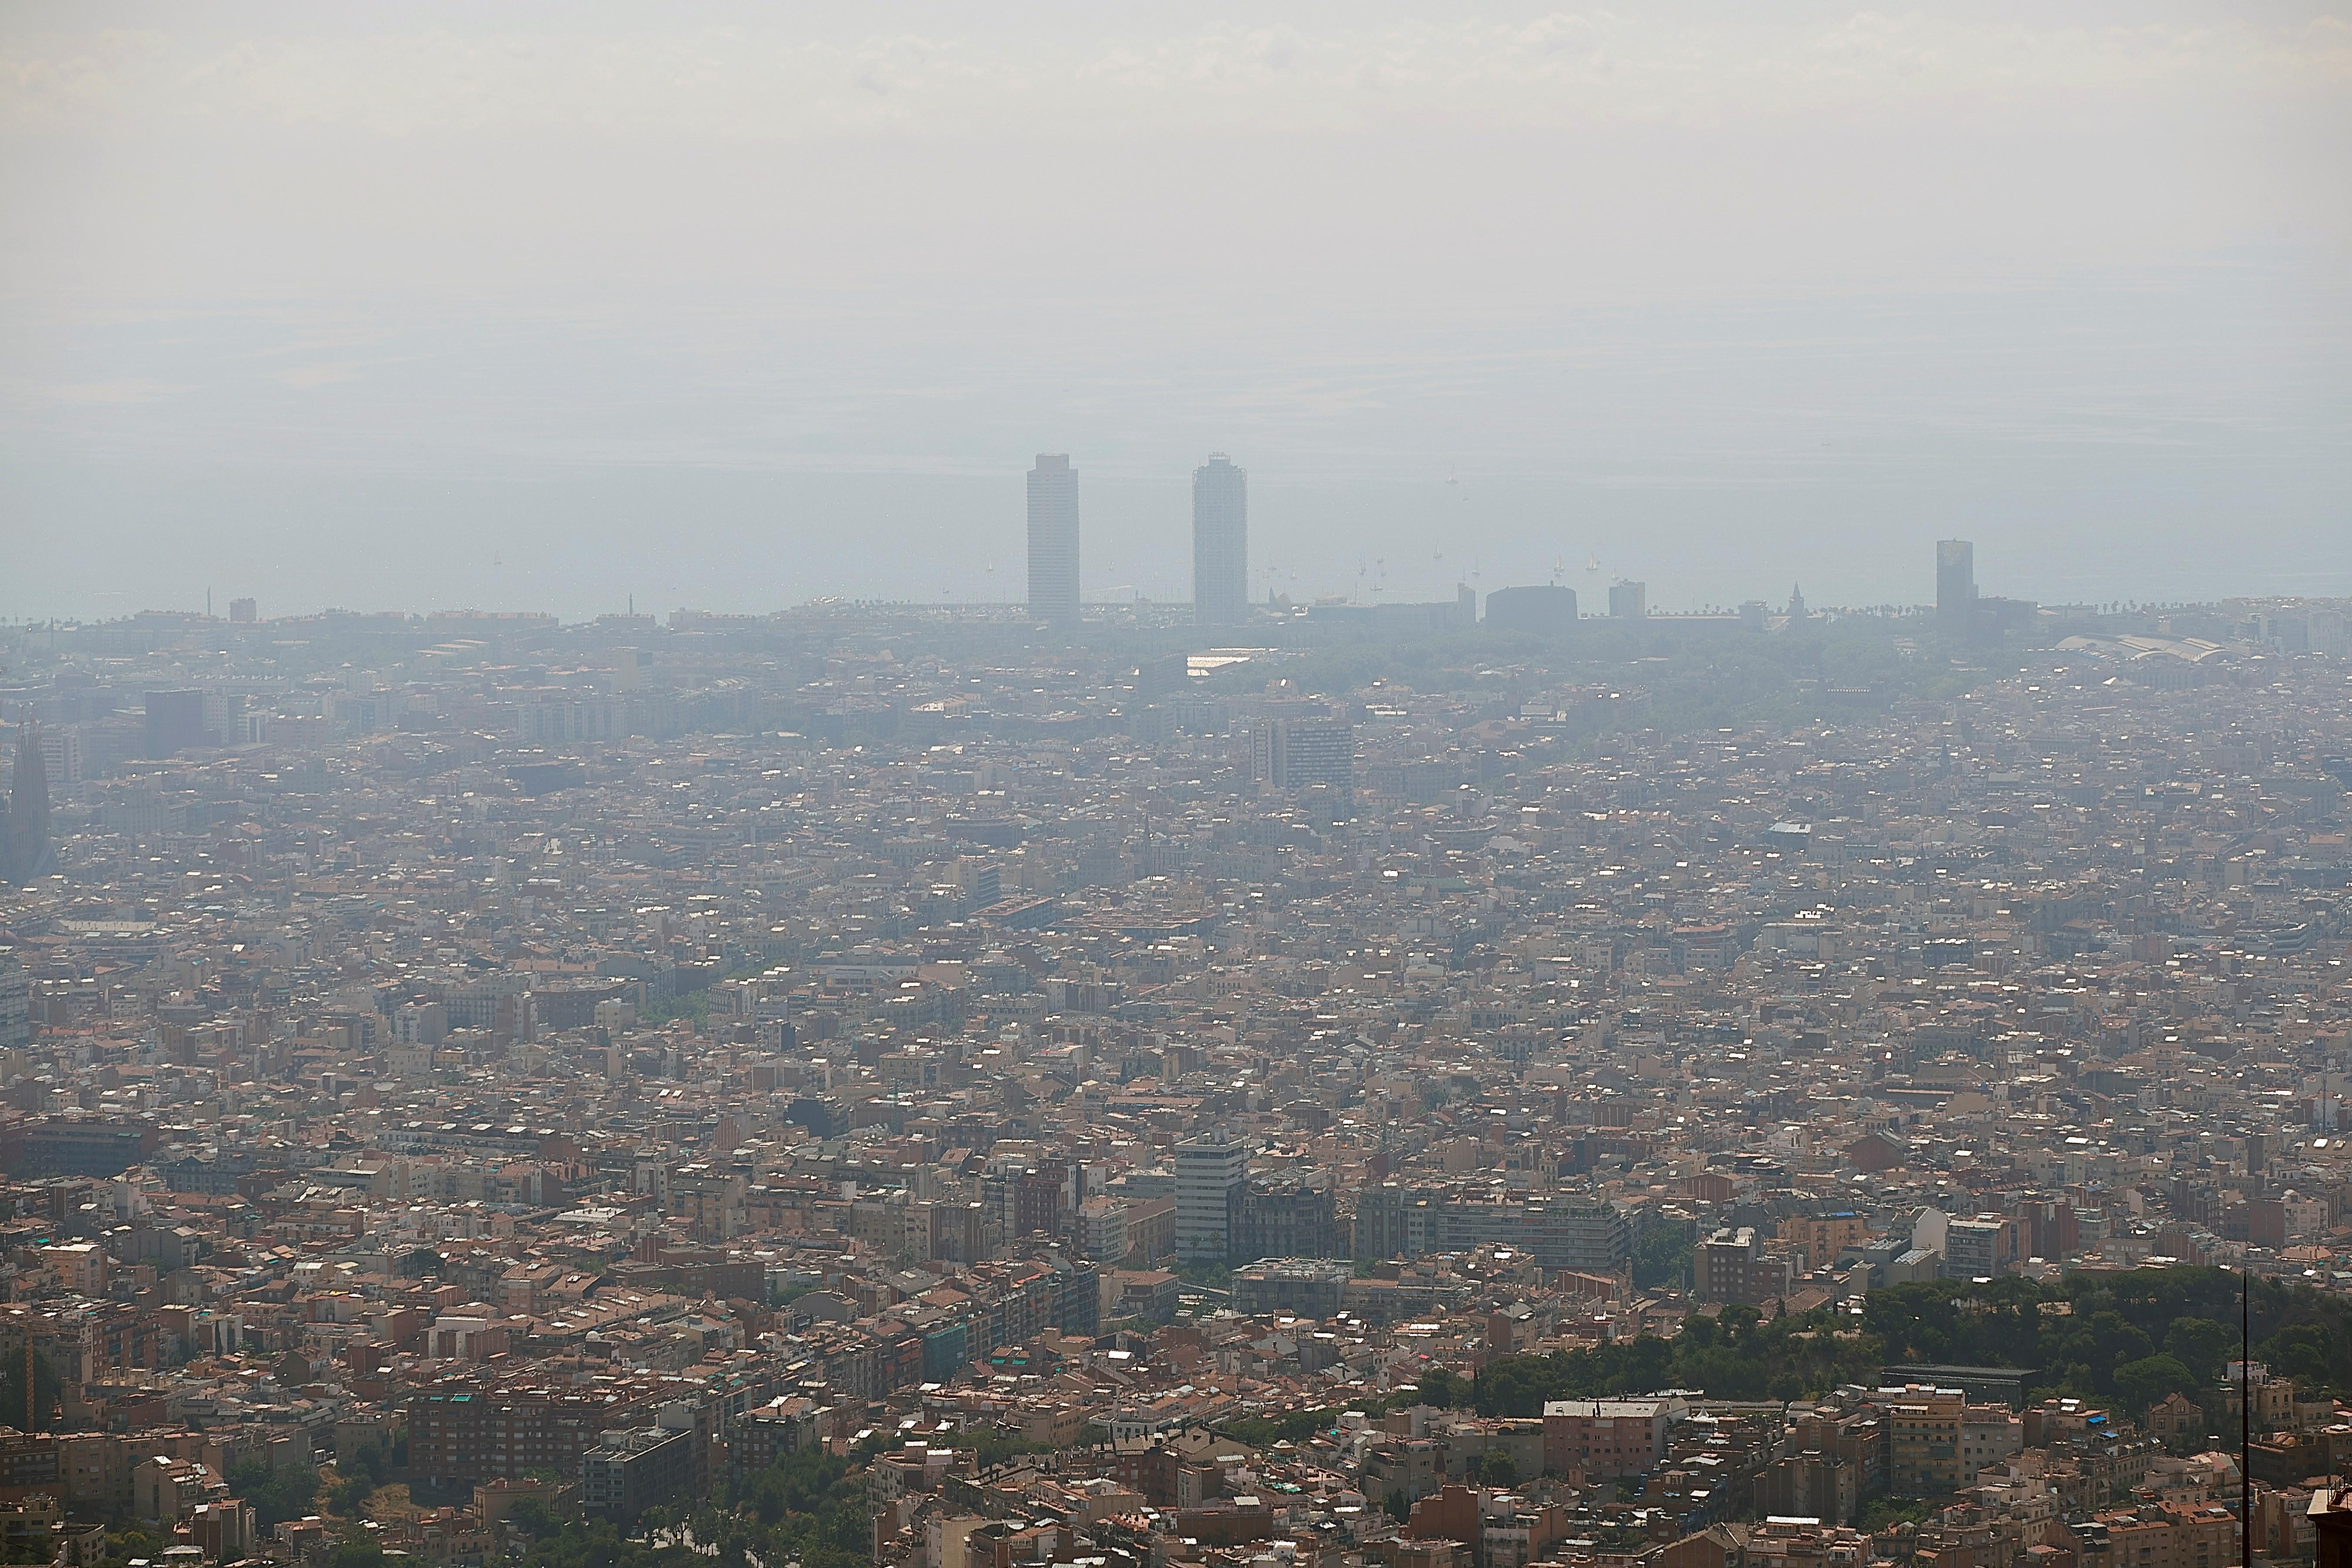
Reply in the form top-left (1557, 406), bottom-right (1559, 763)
top-left (1, 722), bottom-right (53, 885)
top-left (1175, 1130), bottom-right (1247, 1264)
top-left (1027, 454), bottom-right (1080, 625)
top-left (1192, 454), bottom-right (1247, 625)
top-left (1250, 711), bottom-right (1355, 796)
top-left (1937, 540), bottom-right (1975, 637)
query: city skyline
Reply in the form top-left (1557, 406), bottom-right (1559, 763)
top-left (0, 446), bottom-right (2301, 630)
top-left (7, 422), bottom-right (2348, 624)
top-left (3, 8), bottom-right (2349, 1565)
top-left (4, 8), bottom-right (2345, 625)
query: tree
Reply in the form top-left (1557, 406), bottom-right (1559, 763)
top-left (509, 1499), bottom-right (561, 1541)
top-left (226, 1459), bottom-right (321, 1532)
top-left (1419, 1367), bottom-right (1469, 1408)
top-left (1218, 1410), bottom-right (1333, 1449)
top-left (2165, 1318), bottom-right (2231, 1386)
top-left (1857, 1497), bottom-right (1929, 1532)
top-left (1718, 1304), bottom-right (1764, 1344)
top-left (2085, 1312), bottom-right (2156, 1379)
top-left (327, 1473), bottom-right (371, 1517)
top-left (2113, 1353), bottom-right (2200, 1418)
top-left (1475, 1452), bottom-right (1518, 1488)
top-left (2257, 1323), bottom-right (2333, 1386)
top-left (1633, 1225), bottom-right (1694, 1290)
top-left (1859, 1268), bottom-right (2351, 1406)
top-left (1384, 1488), bottom-right (1411, 1525)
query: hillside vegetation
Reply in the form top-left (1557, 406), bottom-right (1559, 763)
top-left (1419, 1268), bottom-right (2349, 1416)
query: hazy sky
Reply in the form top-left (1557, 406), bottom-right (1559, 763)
top-left (3, 2), bottom-right (2347, 621)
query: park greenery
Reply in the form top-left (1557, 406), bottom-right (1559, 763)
top-left (225, 1458), bottom-right (322, 1533)
top-left (325, 1442), bottom-right (400, 1516)
top-left (1403, 1268), bottom-right (2351, 1417)
top-left (1632, 1225), bottom-right (1696, 1291)
top-left (1216, 1388), bottom-right (1432, 1449)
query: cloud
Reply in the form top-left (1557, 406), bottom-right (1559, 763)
top-left (274, 363), bottom-right (361, 388)
top-left (46, 378), bottom-right (186, 404)
top-left (0, 11), bottom-right (2345, 144)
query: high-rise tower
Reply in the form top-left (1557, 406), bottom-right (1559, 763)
top-left (1936, 540), bottom-right (1975, 637)
top-left (1, 722), bottom-right (53, 885)
top-left (1027, 455), bottom-right (1080, 625)
top-left (1192, 454), bottom-right (1247, 625)
top-left (1175, 1130), bottom-right (1248, 1264)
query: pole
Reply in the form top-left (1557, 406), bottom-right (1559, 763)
top-left (2241, 1265), bottom-right (2251, 1568)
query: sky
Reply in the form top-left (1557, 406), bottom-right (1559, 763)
top-left (2, 1), bottom-right (2347, 621)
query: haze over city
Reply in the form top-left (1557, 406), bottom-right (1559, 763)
top-left (5, 18), bottom-right (2352, 1568)
top-left (4, 2), bottom-right (2349, 621)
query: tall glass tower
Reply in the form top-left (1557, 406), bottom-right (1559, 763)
top-left (1192, 453), bottom-right (1248, 625)
top-left (1937, 539), bottom-right (1975, 637)
top-left (1027, 455), bottom-right (1080, 624)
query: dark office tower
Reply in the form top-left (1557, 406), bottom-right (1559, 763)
top-left (145, 689), bottom-right (208, 757)
top-left (1192, 454), bottom-right (1247, 625)
top-left (1485, 584), bottom-right (1577, 636)
top-left (1937, 540), bottom-right (1976, 637)
top-left (1027, 454), bottom-right (1080, 625)
top-left (2, 722), bottom-right (53, 884)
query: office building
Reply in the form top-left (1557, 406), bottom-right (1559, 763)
top-left (228, 598), bottom-right (256, 624)
top-left (0, 955), bottom-right (28, 1050)
top-left (1941, 1214), bottom-right (2012, 1279)
top-left (37, 725), bottom-right (81, 792)
top-left (144, 690), bottom-right (208, 756)
top-left (1233, 1174), bottom-right (1340, 1263)
top-left (1695, 1225), bottom-right (1795, 1305)
top-left (409, 1386), bottom-right (661, 1490)
top-left (1249, 712), bottom-right (1354, 795)
top-left (1937, 540), bottom-right (1975, 637)
top-left (1351, 1187), bottom-right (1631, 1273)
top-left (1608, 581), bottom-right (1647, 618)
top-left (3, 723), bottom-right (54, 884)
top-left (1232, 1258), bottom-right (1348, 1318)
top-left (581, 1424), bottom-right (696, 1522)
top-left (1542, 1399), bottom-right (1675, 1479)
top-left (1074, 1196), bottom-right (1129, 1263)
top-left (1027, 454), bottom-right (1080, 624)
top-left (1885, 1386), bottom-right (1968, 1496)
top-left (1137, 651), bottom-right (1189, 699)
top-left (729, 1402), bottom-right (820, 1483)
top-left (1174, 1131), bottom-right (1247, 1264)
top-left (1484, 584), bottom-right (1577, 636)
top-left (1192, 454), bottom-right (1248, 625)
